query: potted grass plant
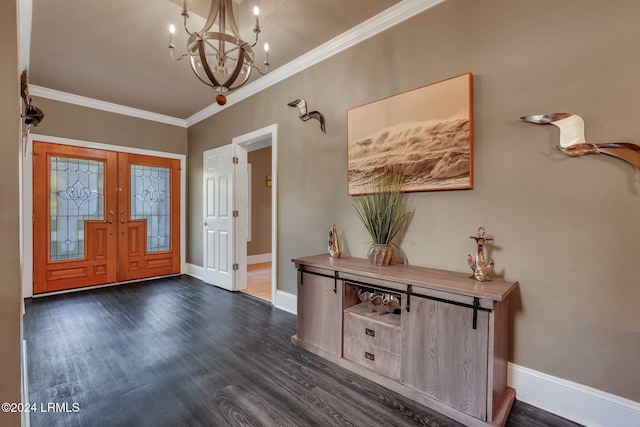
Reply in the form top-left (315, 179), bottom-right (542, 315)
top-left (353, 171), bottom-right (412, 266)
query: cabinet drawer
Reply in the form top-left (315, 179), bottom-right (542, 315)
top-left (343, 307), bottom-right (401, 354)
top-left (344, 339), bottom-right (400, 380)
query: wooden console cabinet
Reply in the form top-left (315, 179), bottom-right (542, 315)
top-left (292, 255), bottom-right (518, 427)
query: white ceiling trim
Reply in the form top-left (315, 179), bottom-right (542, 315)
top-left (28, 0), bottom-right (444, 129)
top-left (29, 85), bottom-right (188, 128)
top-left (186, 0), bottom-right (446, 127)
top-left (19, 0), bottom-right (32, 71)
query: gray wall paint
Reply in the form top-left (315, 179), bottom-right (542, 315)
top-left (187, 0), bottom-right (640, 402)
top-left (0, 1), bottom-right (23, 426)
top-left (248, 147), bottom-right (272, 256)
top-left (30, 97), bottom-right (188, 154)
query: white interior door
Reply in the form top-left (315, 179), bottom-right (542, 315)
top-left (202, 144), bottom-right (247, 291)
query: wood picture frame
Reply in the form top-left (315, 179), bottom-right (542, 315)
top-left (347, 73), bottom-right (473, 195)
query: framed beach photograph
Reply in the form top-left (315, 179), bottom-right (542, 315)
top-left (347, 73), bottom-right (473, 195)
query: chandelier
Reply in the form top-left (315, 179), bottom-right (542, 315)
top-left (169, 0), bottom-right (270, 105)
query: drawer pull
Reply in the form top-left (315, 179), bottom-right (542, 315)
top-left (364, 351), bottom-right (375, 361)
top-left (365, 328), bottom-right (375, 337)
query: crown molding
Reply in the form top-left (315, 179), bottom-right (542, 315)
top-left (19, 0), bottom-right (32, 71)
top-left (185, 0), bottom-right (446, 127)
top-left (29, 85), bottom-right (188, 128)
top-left (28, 0), bottom-right (444, 129)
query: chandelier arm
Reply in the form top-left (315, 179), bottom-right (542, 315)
top-left (169, 50), bottom-right (188, 61)
top-left (196, 39), bottom-right (223, 88)
top-left (182, 23), bottom-right (194, 37)
top-left (247, 32), bottom-right (260, 48)
top-left (251, 64), bottom-right (267, 76)
top-left (182, 13), bottom-right (194, 36)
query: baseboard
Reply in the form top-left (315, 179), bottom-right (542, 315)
top-left (247, 253), bottom-right (272, 265)
top-left (186, 263), bottom-right (204, 280)
top-left (508, 362), bottom-right (640, 427)
top-left (274, 290), bottom-right (297, 314)
top-left (188, 256), bottom-right (270, 277)
top-left (30, 274), bottom-right (182, 298)
top-left (22, 339), bottom-right (30, 427)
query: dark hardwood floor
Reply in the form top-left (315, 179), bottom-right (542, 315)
top-left (24, 275), bottom-right (582, 427)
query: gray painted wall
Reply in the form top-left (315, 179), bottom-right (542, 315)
top-left (248, 147), bottom-right (272, 256)
top-left (0, 1), bottom-right (23, 426)
top-left (187, 0), bottom-right (640, 402)
top-left (30, 97), bottom-right (188, 155)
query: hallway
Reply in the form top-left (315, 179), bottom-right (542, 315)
top-left (241, 262), bottom-right (271, 302)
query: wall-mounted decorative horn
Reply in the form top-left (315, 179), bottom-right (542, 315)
top-left (20, 70), bottom-right (44, 127)
top-left (20, 70), bottom-right (45, 155)
top-left (521, 112), bottom-right (640, 170)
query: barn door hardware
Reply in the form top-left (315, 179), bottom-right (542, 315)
top-left (297, 265), bottom-right (337, 287)
top-left (472, 297), bottom-right (480, 329)
top-left (408, 292), bottom-right (491, 330)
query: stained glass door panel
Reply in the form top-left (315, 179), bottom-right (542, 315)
top-left (33, 142), bottom-right (118, 294)
top-left (130, 165), bottom-right (171, 252)
top-left (50, 156), bottom-right (104, 260)
top-left (117, 153), bottom-right (180, 281)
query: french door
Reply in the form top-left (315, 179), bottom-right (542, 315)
top-left (33, 142), bottom-right (180, 294)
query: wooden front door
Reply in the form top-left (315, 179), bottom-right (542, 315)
top-left (33, 142), bottom-right (180, 294)
top-left (117, 153), bottom-right (180, 281)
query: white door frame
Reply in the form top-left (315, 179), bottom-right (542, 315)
top-left (233, 124), bottom-right (277, 303)
top-left (22, 133), bottom-right (187, 298)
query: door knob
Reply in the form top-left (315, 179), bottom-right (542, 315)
top-left (121, 220), bottom-right (127, 224)
top-left (202, 221), bottom-right (208, 226)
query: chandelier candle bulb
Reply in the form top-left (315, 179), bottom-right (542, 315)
top-left (169, 24), bottom-right (175, 48)
top-left (253, 6), bottom-right (260, 28)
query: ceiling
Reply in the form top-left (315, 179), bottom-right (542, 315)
top-left (28, 0), bottom-right (401, 119)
